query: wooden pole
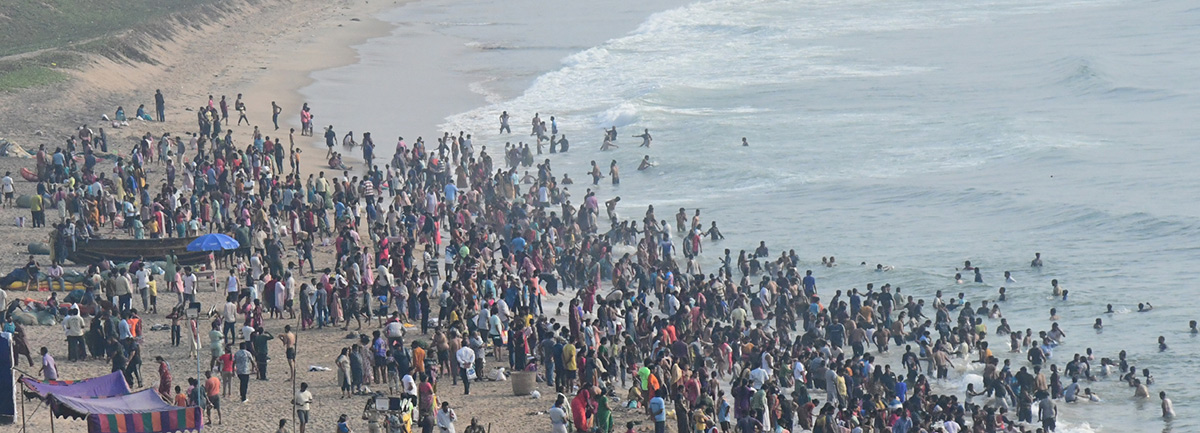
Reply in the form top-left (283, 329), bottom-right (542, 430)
top-left (19, 383), bottom-right (25, 433)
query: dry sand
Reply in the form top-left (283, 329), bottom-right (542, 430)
top-left (0, 0), bottom-right (651, 432)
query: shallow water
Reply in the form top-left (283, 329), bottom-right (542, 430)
top-left (306, 0), bottom-right (1200, 431)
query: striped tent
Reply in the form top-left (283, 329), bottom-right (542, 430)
top-left (22, 374), bottom-right (202, 433)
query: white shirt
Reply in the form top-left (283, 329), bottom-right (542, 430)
top-left (386, 321), bottom-right (405, 339)
top-left (226, 275), bottom-right (239, 293)
top-left (401, 375), bottom-right (417, 396)
top-left (455, 346), bottom-right (476, 368)
top-left (1, 176), bottom-right (12, 193)
top-left (136, 269), bottom-right (150, 289)
top-left (182, 273), bottom-right (197, 294)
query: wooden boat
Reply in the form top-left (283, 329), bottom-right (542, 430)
top-left (66, 236), bottom-right (215, 265)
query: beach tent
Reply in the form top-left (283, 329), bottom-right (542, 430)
top-left (21, 373), bottom-right (202, 433)
top-left (21, 372), bottom-right (131, 399)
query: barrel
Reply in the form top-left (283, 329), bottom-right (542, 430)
top-left (511, 371), bottom-right (535, 396)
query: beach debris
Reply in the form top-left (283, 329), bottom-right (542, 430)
top-left (308, 365), bottom-right (332, 372)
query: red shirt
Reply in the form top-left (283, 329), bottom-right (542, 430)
top-left (219, 353), bottom-right (234, 372)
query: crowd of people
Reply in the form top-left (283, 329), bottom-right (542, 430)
top-left (3, 92), bottom-right (1179, 433)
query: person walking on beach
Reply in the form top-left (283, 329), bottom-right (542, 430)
top-left (220, 95), bottom-right (229, 121)
top-left (234, 342), bottom-right (256, 403)
top-left (456, 341), bottom-right (475, 395)
top-left (154, 90), bottom-right (166, 122)
top-left (326, 126), bottom-right (337, 158)
top-left (236, 93), bottom-right (249, 126)
top-left (205, 370), bottom-right (223, 425)
top-left (294, 382), bottom-right (314, 433)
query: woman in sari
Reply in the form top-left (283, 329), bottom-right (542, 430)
top-left (156, 356), bottom-right (173, 401)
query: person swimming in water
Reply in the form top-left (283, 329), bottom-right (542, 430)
top-left (1161, 391), bottom-right (1175, 418)
top-left (1004, 271), bottom-right (1015, 283)
top-left (1105, 304), bottom-right (1114, 314)
top-left (633, 129), bottom-right (651, 148)
top-left (741, 137), bottom-right (749, 147)
top-left (637, 155), bottom-right (654, 171)
top-left (1190, 320), bottom-right (1198, 334)
top-left (1031, 252), bottom-right (1043, 267)
top-left (1138, 302), bottom-right (1154, 312)
top-left (1094, 318), bottom-right (1102, 330)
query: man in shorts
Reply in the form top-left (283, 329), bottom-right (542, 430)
top-left (294, 382), bottom-right (314, 433)
top-left (280, 325), bottom-right (297, 382)
top-left (205, 371), bottom-right (223, 424)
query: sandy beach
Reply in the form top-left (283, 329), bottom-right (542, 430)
top-left (1, 0), bottom-right (599, 432)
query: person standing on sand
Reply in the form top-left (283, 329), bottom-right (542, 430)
top-left (294, 382), bottom-right (314, 433)
top-left (326, 126), bottom-right (338, 158)
top-left (236, 93), bottom-right (249, 125)
top-left (155, 89), bottom-right (166, 122)
top-left (281, 324), bottom-right (298, 382)
top-left (273, 101), bottom-right (283, 130)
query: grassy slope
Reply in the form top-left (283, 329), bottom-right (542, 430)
top-left (0, 0), bottom-right (227, 91)
top-left (0, 0), bottom-right (223, 57)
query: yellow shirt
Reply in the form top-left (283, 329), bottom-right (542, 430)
top-left (30, 195), bottom-right (43, 212)
top-left (563, 343), bottom-right (577, 371)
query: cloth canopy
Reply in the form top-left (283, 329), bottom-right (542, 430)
top-left (22, 373), bottom-right (202, 433)
top-left (21, 371), bottom-right (131, 399)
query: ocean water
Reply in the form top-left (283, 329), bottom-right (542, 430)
top-left (306, 0), bottom-right (1200, 431)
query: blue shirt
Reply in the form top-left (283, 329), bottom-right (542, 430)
top-left (444, 183), bottom-right (458, 203)
top-left (649, 397), bottom-right (666, 422)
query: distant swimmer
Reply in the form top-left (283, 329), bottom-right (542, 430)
top-left (974, 268), bottom-right (983, 283)
top-left (1051, 279), bottom-right (1062, 296)
top-left (1004, 271), bottom-right (1015, 283)
top-left (1031, 252), bottom-right (1043, 268)
top-left (1158, 336), bottom-right (1168, 351)
top-left (554, 135), bottom-right (570, 153)
top-left (637, 155), bottom-right (655, 171)
top-left (561, 173), bottom-right (573, 185)
top-left (1133, 379), bottom-right (1149, 398)
top-left (704, 221), bottom-right (724, 241)
top-left (1105, 304), bottom-right (1114, 314)
top-left (741, 137), bottom-right (749, 147)
top-left (609, 160), bottom-right (620, 185)
top-left (1161, 391), bottom-right (1176, 419)
top-left (589, 161), bottom-right (604, 185)
top-left (600, 134), bottom-right (618, 151)
top-left (1138, 302), bottom-right (1154, 312)
top-left (605, 126), bottom-right (618, 142)
top-left (1191, 320), bottom-right (1198, 334)
top-left (1094, 318), bottom-right (1102, 330)
top-left (1061, 290), bottom-right (1068, 301)
top-left (954, 273), bottom-right (963, 284)
top-left (961, 260), bottom-right (974, 271)
top-left (1049, 308), bottom-right (1060, 320)
top-left (875, 264), bottom-right (893, 272)
top-left (633, 129), bottom-right (652, 148)
top-left (998, 287), bottom-right (1007, 301)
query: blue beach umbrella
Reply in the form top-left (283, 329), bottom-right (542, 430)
top-left (186, 233), bottom-right (241, 252)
